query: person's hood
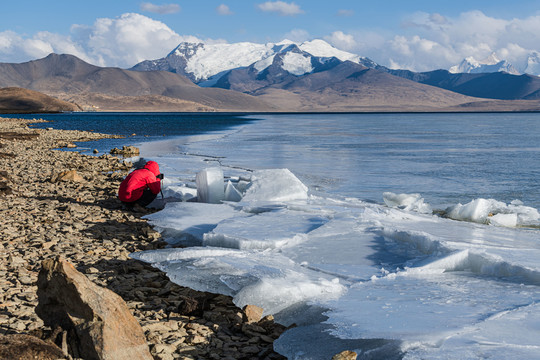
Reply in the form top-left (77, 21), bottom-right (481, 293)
top-left (143, 161), bottom-right (160, 176)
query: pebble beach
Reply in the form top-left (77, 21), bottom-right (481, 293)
top-left (0, 117), bottom-right (286, 360)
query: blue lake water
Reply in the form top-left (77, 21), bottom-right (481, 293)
top-left (16, 112), bottom-right (540, 209)
top-left (11, 111), bottom-right (540, 359)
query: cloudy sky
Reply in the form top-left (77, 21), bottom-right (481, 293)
top-left (1, 0), bottom-right (540, 71)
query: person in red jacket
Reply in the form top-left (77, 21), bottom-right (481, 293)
top-left (118, 160), bottom-right (163, 208)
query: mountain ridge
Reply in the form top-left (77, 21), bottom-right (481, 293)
top-left (130, 39), bottom-right (377, 85)
top-left (131, 39), bottom-right (540, 103)
top-left (0, 54), bottom-right (274, 112)
top-left (2, 52), bottom-right (540, 113)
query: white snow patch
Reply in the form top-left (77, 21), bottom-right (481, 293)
top-left (281, 52), bottom-right (313, 75)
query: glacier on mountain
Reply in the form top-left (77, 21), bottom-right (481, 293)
top-left (131, 39), bottom-right (375, 84)
top-left (449, 53), bottom-right (520, 75)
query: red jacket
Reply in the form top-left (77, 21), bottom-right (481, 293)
top-left (118, 161), bottom-right (161, 202)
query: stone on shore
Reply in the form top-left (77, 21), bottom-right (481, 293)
top-left (110, 145), bottom-right (140, 156)
top-left (50, 169), bottom-right (85, 182)
top-left (36, 257), bottom-right (152, 360)
top-left (243, 304), bottom-right (264, 323)
top-left (332, 350), bottom-right (358, 360)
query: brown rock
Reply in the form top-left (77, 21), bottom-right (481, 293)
top-left (51, 170), bottom-right (84, 183)
top-left (243, 304), bottom-right (264, 323)
top-left (0, 181), bottom-right (12, 195)
top-left (0, 334), bottom-right (67, 360)
top-left (332, 350), bottom-right (358, 360)
top-left (36, 257), bottom-right (152, 360)
top-left (110, 146), bottom-right (140, 156)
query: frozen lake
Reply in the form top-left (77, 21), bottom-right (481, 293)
top-left (130, 113), bottom-right (540, 359)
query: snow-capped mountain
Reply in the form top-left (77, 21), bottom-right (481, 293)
top-left (524, 52), bottom-right (540, 76)
top-left (449, 53), bottom-right (520, 75)
top-left (131, 39), bottom-right (378, 85)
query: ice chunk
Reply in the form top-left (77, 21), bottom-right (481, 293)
top-left (383, 192), bottom-right (432, 214)
top-left (224, 180), bottom-right (243, 202)
top-left (196, 167), bottom-right (225, 203)
top-left (446, 198), bottom-right (501, 223)
top-left (203, 209), bottom-right (327, 250)
top-left (143, 202), bottom-right (242, 245)
top-left (489, 213), bottom-right (518, 227)
top-left (242, 169), bottom-right (308, 202)
top-left (445, 198), bottom-right (540, 226)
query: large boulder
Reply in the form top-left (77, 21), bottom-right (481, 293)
top-left (36, 257), bottom-right (152, 360)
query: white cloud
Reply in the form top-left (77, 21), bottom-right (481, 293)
top-left (0, 30), bottom-right (91, 64)
top-left (324, 31), bottom-right (356, 51)
top-left (283, 29), bottom-right (309, 42)
top-left (216, 4), bottom-right (233, 15)
top-left (78, 13), bottom-right (187, 67)
top-left (0, 13), bottom-right (202, 68)
top-left (332, 11), bottom-right (540, 72)
top-left (140, 2), bottom-right (180, 14)
top-left (257, 1), bottom-right (303, 16)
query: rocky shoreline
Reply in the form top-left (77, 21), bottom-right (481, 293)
top-left (0, 117), bottom-right (287, 359)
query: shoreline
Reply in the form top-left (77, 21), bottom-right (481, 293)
top-left (7, 106), bottom-right (540, 115)
top-left (0, 117), bottom-right (286, 359)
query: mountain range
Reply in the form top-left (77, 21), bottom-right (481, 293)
top-left (449, 52), bottom-right (540, 76)
top-left (130, 39), bottom-right (378, 85)
top-left (130, 39), bottom-right (540, 103)
top-left (1, 39), bottom-right (540, 112)
top-left (0, 53), bottom-right (273, 112)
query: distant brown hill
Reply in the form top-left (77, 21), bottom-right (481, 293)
top-left (213, 58), bottom-right (540, 112)
top-left (386, 68), bottom-right (540, 100)
top-left (246, 62), bottom-right (493, 111)
top-left (0, 54), bottom-right (274, 112)
top-left (0, 87), bottom-right (81, 113)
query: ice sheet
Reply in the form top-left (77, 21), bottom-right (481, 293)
top-left (131, 247), bottom-right (345, 315)
top-left (142, 202), bottom-right (242, 245)
top-left (203, 208), bottom-right (328, 249)
top-left (132, 113), bottom-right (540, 359)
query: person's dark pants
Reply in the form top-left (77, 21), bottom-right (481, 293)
top-left (123, 189), bottom-right (157, 208)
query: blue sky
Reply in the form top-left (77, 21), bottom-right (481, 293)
top-left (2, 1), bottom-right (540, 71)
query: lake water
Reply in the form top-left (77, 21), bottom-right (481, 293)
top-left (13, 112), bottom-right (540, 359)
